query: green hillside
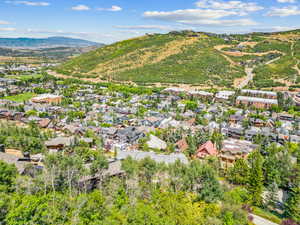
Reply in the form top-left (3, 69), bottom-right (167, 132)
top-left (56, 30), bottom-right (300, 88)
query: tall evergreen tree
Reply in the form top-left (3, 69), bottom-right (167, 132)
top-left (247, 150), bottom-right (264, 206)
top-left (285, 187), bottom-right (300, 223)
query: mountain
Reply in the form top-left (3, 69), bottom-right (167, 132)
top-left (0, 36), bottom-right (102, 48)
top-left (56, 30), bottom-right (300, 88)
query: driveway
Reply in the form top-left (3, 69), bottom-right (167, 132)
top-left (250, 214), bottom-right (279, 225)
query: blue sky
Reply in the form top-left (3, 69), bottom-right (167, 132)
top-left (0, 0), bottom-right (300, 43)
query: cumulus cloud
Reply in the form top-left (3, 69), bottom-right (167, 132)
top-left (267, 6), bottom-right (300, 17)
top-left (0, 27), bottom-right (16, 31)
top-left (143, 9), bottom-right (257, 27)
top-left (71, 5), bottom-right (90, 11)
top-left (5, 1), bottom-right (50, 6)
top-left (196, 0), bottom-right (263, 15)
top-left (144, 9), bottom-right (237, 20)
top-left (0, 21), bottom-right (10, 25)
top-left (271, 26), bottom-right (298, 31)
top-left (97, 5), bottom-right (122, 12)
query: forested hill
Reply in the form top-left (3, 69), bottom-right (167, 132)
top-left (0, 36), bottom-right (102, 48)
top-left (56, 30), bottom-right (300, 89)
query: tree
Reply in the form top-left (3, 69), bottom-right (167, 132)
top-left (227, 158), bottom-right (249, 185)
top-left (90, 153), bottom-right (108, 187)
top-left (76, 190), bottom-right (109, 224)
top-left (247, 150), bottom-right (264, 206)
top-left (185, 161), bottom-right (222, 203)
top-left (0, 160), bottom-right (17, 193)
top-left (284, 187), bottom-right (300, 223)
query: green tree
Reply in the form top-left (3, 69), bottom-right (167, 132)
top-left (0, 160), bottom-right (17, 193)
top-left (284, 187), bottom-right (300, 223)
top-left (247, 150), bottom-right (264, 206)
top-left (227, 158), bottom-right (249, 185)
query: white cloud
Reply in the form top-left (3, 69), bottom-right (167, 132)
top-left (71, 5), bottom-right (90, 11)
top-left (267, 6), bottom-right (300, 17)
top-left (143, 9), bottom-right (257, 27)
top-left (271, 26), bottom-right (298, 31)
top-left (0, 27), bottom-right (16, 31)
top-left (277, 0), bottom-right (296, 3)
top-left (114, 25), bottom-right (173, 31)
top-left (144, 9), bottom-right (237, 20)
top-left (196, 0), bottom-right (263, 15)
top-left (6, 1), bottom-right (50, 6)
top-left (178, 18), bottom-right (258, 26)
top-left (97, 5), bottom-right (122, 12)
top-left (0, 21), bottom-right (10, 25)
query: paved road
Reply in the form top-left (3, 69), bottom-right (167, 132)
top-left (250, 214), bottom-right (279, 225)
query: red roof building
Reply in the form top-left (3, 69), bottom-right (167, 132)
top-left (175, 139), bottom-right (189, 152)
top-left (195, 141), bottom-right (218, 158)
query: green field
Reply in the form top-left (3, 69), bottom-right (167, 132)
top-left (6, 74), bottom-right (43, 81)
top-left (2, 92), bottom-right (36, 102)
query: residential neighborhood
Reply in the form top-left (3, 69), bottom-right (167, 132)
top-left (0, 73), bottom-right (299, 224)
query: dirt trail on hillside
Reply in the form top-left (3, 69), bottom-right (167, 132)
top-left (291, 41), bottom-right (300, 83)
top-left (214, 45), bottom-right (282, 57)
top-left (214, 44), bottom-right (285, 89)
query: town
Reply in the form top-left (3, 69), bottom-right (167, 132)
top-left (0, 71), bottom-right (299, 223)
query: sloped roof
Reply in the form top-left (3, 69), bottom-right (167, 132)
top-left (197, 141), bottom-right (217, 155)
top-left (117, 150), bottom-right (189, 165)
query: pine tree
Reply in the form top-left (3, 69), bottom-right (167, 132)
top-left (285, 187), bottom-right (300, 223)
top-left (247, 150), bottom-right (264, 206)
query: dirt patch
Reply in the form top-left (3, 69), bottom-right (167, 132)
top-left (238, 42), bottom-right (258, 48)
top-left (214, 44), bottom-right (282, 57)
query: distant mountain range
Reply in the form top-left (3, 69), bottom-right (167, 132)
top-left (0, 36), bottom-right (103, 48)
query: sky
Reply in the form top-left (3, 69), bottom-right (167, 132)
top-left (0, 0), bottom-right (300, 44)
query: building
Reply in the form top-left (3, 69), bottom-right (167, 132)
top-left (293, 93), bottom-right (300, 106)
top-left (195, 141), bottom-right (218, 158)
top-left (215, 91), bottom-right (235, 101)
top-left (163, 87), bottom-right (186, 95)
top-left (188, 90), bottom-right (214, 100)
top-left (31, 94), bottom-right (62, 104)
top-left (236, 96), bottom-right (278, 109)
top-left (116, 150), bottom-right (189, 165)
top-left (219, 139), bottom-right (258, 168)
top-left (241, 89), bottom-right (277, 99)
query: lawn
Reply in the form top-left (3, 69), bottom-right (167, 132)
top-left (252, 206), bottom-right (282, 224)
top-left (6, 74), bottom-right (43, 81)
top-left (2, 92), bottom-right (36, 102)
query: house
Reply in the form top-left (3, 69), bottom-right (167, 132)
top-left (45, 136), bottom-right (75, 151)
top-left (31, 94), bottom-right (62, 104)
top-left (163, 87), bottom-right (186, 95)
top-left (236, 96), bottom-right (278, 109)
top-left (227, 127), bottom-right (244, 139)
top-left (175, 139), bottom-right (189, 152)
top-left (116, 150), bottom-right (189, 165)
top-left (38, 118), bottom-right (51, 128)
top-left (147, 135), bottom-right (167, 150)
top-left (220, 139), bottom-right (258, 167)
top-left (188, 90), bottom-right (213, 100)
top-left (278, 113), bottom-right (294, 121)
top-left (195, 141), bottom-right (218, 158)
top-left (0, 152), bottom-right (30, 174)
top-left (229, 115), bottom-right (244, 124)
